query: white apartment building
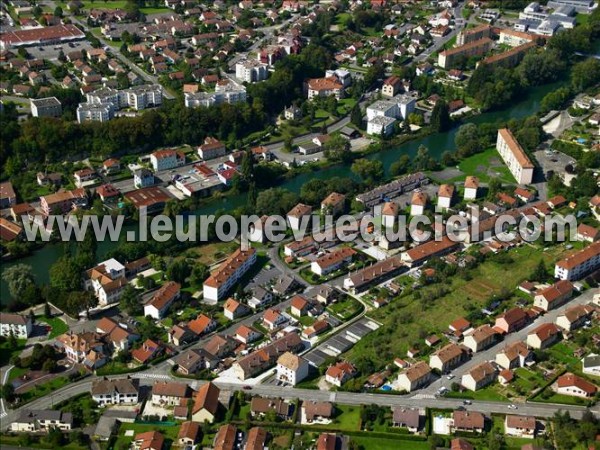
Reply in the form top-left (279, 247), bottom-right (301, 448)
top-left (366, 100), bottom-right (399, 121)
top-left (367, 115), bottom-right (396, 136)
top-left (150, 149), bottom-right (185, 172)
top-left (85, 258), bottom-right (127, 306)
top-left (235, 59), bottom-right (269, 83)
top-left (0, 313), bottom-right (32, 338)
top-left (496, 128), bottom-right (534, 184)
top-left (554, 241), bottom-right (600, 280)
top-left (11, 410), bottom-right (73, 432)
top-left (203, 248), bottom-right (257, 302)
top-left (276, 352), bottom-right (309, 386)
top-left (30, 97), bottom-right (62, 117)
top-left (77, 102), bottom-right (114, 123)
top-left (184, 82), bottom-right (247, 108)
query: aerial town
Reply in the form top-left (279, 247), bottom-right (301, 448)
top-left (1, 0), bottom-right (600, 449)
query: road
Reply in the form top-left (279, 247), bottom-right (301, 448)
top-left (424, 287), bottom-right (600, 396)
top-left (414, 4), bottom-right (467, 63)
top-left (2, 372), bottom-right (596, 431)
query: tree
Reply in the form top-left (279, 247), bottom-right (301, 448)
top-left (431, 99), bottom-right (450, 132)
top-left (351, 159), bottom-right (384, 186)
top-left (190, 263), bottom-right (209, 288)
top-left (121, 285), bottom-right (141, 315)
top-left (49, 256), bottom-right (83, 292)
top-left (441, 151), bottom-right (457, 167)
top-left (487, 177), bottom-right (502, 198)
top-left (256, 188), bottom-right (299, 216)
top-left (324, 134), bottom-right (351, 163)
top-left (44, 303), bottom-right (51, 318)
top-left (455, 123), bottom-right (480, 157)
top-left (2, 264), bottom-right (36, 299)
top-left (350, 103), bottom-right (363, 128)
top-left (54, 6), bottom-right (63, 16)
top-left (1, 383), bottom-right (15, 403)
top-left (166, 259), bottom-right (192, 285)
top-left (390, 155), bottom-right (410, 176)
top-left (571, 58), bottom-right (600, 93)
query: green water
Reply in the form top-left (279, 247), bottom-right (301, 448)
top-left (0, 81), bottom-right (562, 306)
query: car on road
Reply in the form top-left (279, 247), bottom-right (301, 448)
top-left (508, 404), bottom-right (518, 410)
top-left (243, 385), bottom-right (252, 390)
top-left (463, 400), bottom-right (472, 405)
top-left (446, 374), bottom-right (455, 380)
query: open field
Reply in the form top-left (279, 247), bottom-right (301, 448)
top-left (38, 316), bottom-right (68, 339)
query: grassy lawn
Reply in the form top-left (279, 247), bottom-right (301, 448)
top-left (190, 241), bottom-right (239, 266)
top-left (327, 296), bottom-right (363, 321)
top-left (445, 385), bottom-right (509, 402)
top-left (349, 436), bottom-right (429, 450)
top-left (0, 434), bottom-right (88, 450)
top-left (333, 405), bottom-right (361, 431)
top-left (532, 391), bottom-right (590, 406)
top-left (456, 147), bottom-right (516, 184)
top-left (38, 316), bottom-right (68, 339)
top-left (19, 376), bottom-right (71, 404)
top-left (346, 245), bottom-right (568, 368)
top-left (114, 421), bottom-right (180, 450)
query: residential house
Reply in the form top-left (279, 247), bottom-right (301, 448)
top-left (213, 424), bottom-right (236, 450)
top-left (452, 410), bottom-right (485, 433)
top-left (527, 323), bottom-right (562, 349)
top-left (151, 381), bottom-right (191, 406)
top-left (325, 361), bottom-right (357, 387)
top-left (505, 415), bottom-right (536, 438)
top-left (235, 325), bottom-right (262, 344)
top-left (429, 343), bottom-right (468, 373)
top-left (191, 381), bottom-right (220, 423)
top-left (91, 377), bottom-right (139, 406)
top-left (321, 192), bottom-right (346, 216)
top-left (223, 298), bottom-right (249, 321)
top-left (168, 324), bottom-right (195, 347)
top-left (533, 280), bottom-right (573, 311)
top-left (495, 341), bottom-right (533, 370)
top-left (397, 361), bottom-right (433, 392)
top-left (556, 373), bottom-right (597, 398)
top-left (244, 427), bottom-right (268, 450)
top-left (437, 184), bottom-right (454, 210)
top-left (177, 422), bottom-right (201, 447)
top-left (85, 258), bottom-right (128, 307)
top-left (461, 361), bottom-right (497, 391)
top-left (132, 431), bottom-right (164, 450)
top-left (188, 314), bottom-right (217, 338)
top-left (173, 348), bottom-right (217, 375)
top-left (463, 325), bottom-right (498, 353)
top-left (392, 407), bottom-right (422, 432)
top-left (11, 410), bottom-right (73, 432)
top-left (131, 339), bottom-right (164, 364)
top-left (290, 402), bottom-right (327, 428)
top-left (582, 354), bottom-right (600, 376)
top-left (494, 307), bottom-right (529, 334)
top-left (263, 308), bottom-right (287, 330)
top-left (250, 397), bottom-right (291, 419)
top-left (290, 295), bottom-right (310, 317)
top-left (556, 304), bottom-right (595, 331)
top-left (150, 149), bottom-right (185, 172)
top-left (311, 247), bottom-right (356, 276)
top-left (576, 224), bottom-right (599, 243)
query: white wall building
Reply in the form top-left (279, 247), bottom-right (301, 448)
top-left (235, 59), bottom-right (269, 83)
top-left (276, 352), bottom-right (309, 386)
top-left (496, 128), bottom-right (534, 185)
top-left (0, 313), bottom-right (32, 338)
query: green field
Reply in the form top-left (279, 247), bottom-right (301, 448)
top-left (349, 436), bottom-right (429, 450)
top-left (444, 386), bottom-right (508, 402)
top-left (457, 147), bottom-right (516, 184)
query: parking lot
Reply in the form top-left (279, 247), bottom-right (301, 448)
top-left (534, 147), bottom-right (575, 181)
top-left (26, 40), bottom-right (95, 62)
top-left (303, 317), bottom-right (380, 367)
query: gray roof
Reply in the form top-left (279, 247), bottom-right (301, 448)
top-left (91, 376), bottom-right (139, 396)
top-left (582, 354), bottom-right (600, 369)
top-left (17, 410), bottom-right (73, 425)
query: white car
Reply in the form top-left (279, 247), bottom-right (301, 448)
top-left (508, 404), bottom-right (518, 410)
top-left (446, 374), bottom-right (455, 380)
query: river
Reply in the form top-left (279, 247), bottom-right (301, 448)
top-left (0, 81), bottom-right (562, 306)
